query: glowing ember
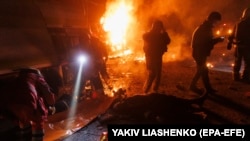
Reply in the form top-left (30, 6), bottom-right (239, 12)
top-left (100, 0), bottom-right (134, 52)
top-left (109, 49), bottom-right (133, 58)
top-left (207, 63), bottom-right (214, 68)
top-left (227, 29), bottom-right (232, 34)
top-left (123, 49), bottom-right (132, 56)
top-left (171, 54), bottom-right (176, 60)
top-left (134, 56), bottom-right (145, 63)
top-left (216, 30), bottom-right (221, 35)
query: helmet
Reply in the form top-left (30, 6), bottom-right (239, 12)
top-left (17, 68), bottom-right (42, 76)
top-left (241, 8), bottom-right (250, 19)
top-left (207, 11), bottom-right (222, 21)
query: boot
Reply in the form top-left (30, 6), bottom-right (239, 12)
top-left (233, 72), bottom-right (241, 81)
top-left (241, 71), bottom-right (250, 84)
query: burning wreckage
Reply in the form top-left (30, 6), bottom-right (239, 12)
top-left (1, 0), bottom-right (247, 140)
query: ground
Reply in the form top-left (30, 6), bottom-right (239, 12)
top-left (1, 44), bottom-right (250, 141)
top-left (62, 52), bottom-right (250, 140)
top-left (102, 50), bottom-right (250, 121)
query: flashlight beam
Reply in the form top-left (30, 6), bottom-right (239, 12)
top-left (66, 62), bottom-right (84, 129)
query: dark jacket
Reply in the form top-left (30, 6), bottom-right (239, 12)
top-left (192, 20), bottom-right (222, 59)
top-left (235, 18), bottom-right (250, 47)
top-left (143, 31), bottom-right (171, 59)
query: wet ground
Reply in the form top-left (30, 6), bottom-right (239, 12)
top-left (1, 46), bottom-right (250, 141)
top-left (62, 55), bottom-right (250, 141)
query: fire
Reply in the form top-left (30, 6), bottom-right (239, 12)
top-left (207, 63), bottom-right (214, 68)
top-left (100, 0), bottom-right (134, 52)
top-left (134, 56), bottom-right (145, 63)
top-left (216, 30), bottom-right (221, 35)
top-left (109, 49), bottom-right (132, 59)
top-left (228, 29), bottom-right (232, 34)
top-left (171, 54), bottom-right (176, 60)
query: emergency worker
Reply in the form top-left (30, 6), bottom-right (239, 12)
top-left (189, 11), bottom-right (224, 94)
top-left (142, 20), bottom-right (171, 94)
top-left (227, 8), bottom-right (250, 83)
top-left (1, 68), bottom-right (55, 141)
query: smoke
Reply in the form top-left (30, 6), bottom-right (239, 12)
top-left (98, 0), bottom-right (250, 91)
top-left (104, 0), bottom-right (249, 62)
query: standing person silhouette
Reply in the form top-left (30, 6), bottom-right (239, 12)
top-left (227, 8), bottom-right (250, 84)
top-left (142, 20), bottom-right (171, 94)
top-left (189, 11), bottom-right (224, 94)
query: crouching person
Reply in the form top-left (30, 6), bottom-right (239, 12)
top-left (8, 68), bottom-right (55, 141)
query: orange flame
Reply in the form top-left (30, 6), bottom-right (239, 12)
top-left (206, 62), bottom-right (214, 68)
top-left (100, 0), bottom-right (134, 52)
top-left (227, 29), bottom-right (232, 35)
top-left (216, 30), bottom-right (221, 35)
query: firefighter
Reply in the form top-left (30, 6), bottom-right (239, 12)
top-left (1, 68), bottom-right (55, 141)
top-left (189, 11), bottom-right (224, 94)
top-left (227, 8), bottom-right (250, 83)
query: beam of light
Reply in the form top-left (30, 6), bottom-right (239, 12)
top-left (66, 57), bottom-right (85, 129)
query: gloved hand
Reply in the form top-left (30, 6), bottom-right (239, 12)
top-left (49, 106), bottom-right (56, 115)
